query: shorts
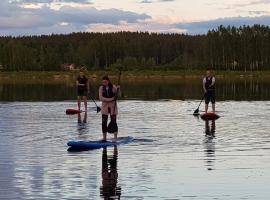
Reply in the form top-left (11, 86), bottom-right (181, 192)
top-left (77, 89), bottom-right (87, 97)
top-left (205, 90), bottom-right (215, 104)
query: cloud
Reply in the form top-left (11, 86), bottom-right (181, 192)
top-left (139, 0), bottom-right (175, 3)
top-left (222, 0), bottom-right (270, 10)
top-left (176, 15), bottom-right (270, 34)
top-left (158, 0), bottom-right (175, 2)
top-left (0, 1), bottom-right (150, 35)
top-left (248, 10), bottom-right (269, 15)
top-left (243, 0), bottom-right (270, 6)
top-left (1, 0), bottom-right (270, 36)
top-left (57, 7), bottom-right (149, 25)
top-left (10, 0), bottom-right (93, 3)
top-left (86, 20), bottom-right (186, 33)
top-left (139, 0), bottom-right (153, 3)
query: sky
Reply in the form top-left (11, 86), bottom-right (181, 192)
top-left (1, 0), bottom-right (270, 36)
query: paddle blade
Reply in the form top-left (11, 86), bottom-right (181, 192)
top-left (193, 108), bottom-right (199, 115)
top-left (66, 109), bottom-right (81, 115)
top-left (97, 106), bottom-right (101, 113)
top-left (108, 121), bottom-right (118, 133)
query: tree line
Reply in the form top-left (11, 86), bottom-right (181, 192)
top-left (0, 24), bottom-right (270, 71)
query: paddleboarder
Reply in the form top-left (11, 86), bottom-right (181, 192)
top-left (99, 75), bottom-right (120, 142)
top-left (203, 69), bottom-right (215, 113)
top-left (76, 67), bottom-right (89, 112)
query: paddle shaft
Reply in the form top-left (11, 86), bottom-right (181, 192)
top-left (193, 94), bottom-right (205, 114)
top-left (197, 95), bottom-right (205, 108)
top-left (111, 70), bottom-right (122, 115)
top-left (87, 82), bottom-right (101, 112)
top-left (89, 94), bottom-right (100, 109)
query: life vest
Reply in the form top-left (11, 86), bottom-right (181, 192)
top-left (205, 76), bottom-right (215, 90)
top-left (102, 84), bottom-right (115, 98)
top-left (77, 75), bottom-right (88, 90)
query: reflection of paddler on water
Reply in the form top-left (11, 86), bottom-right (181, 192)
top-left (100, 146), bottom-right (121, 199)
top-left (77, 112), bottom-right (87, 133)
top-left (204, 120), bottom-right (216, 171)
top-left (77, 111), bottom-right (87, 124)
top-left (205, 120), bottom-right (215, 138)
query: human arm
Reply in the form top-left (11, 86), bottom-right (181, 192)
top-left (86, 79), bottom-right (90, 94)
top-left (202, 78), bottom-right (207, 93)
top-left (210, 77), bottom-right (215, 86)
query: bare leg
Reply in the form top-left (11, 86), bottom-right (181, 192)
top-left (205, 104), bottom-right (209, 113)
top-left (102, 132), bottom-right (107, 141)
top-left (113, 132), bottom-right (118, 141)
top-left (83, 96), bottom-right (87, 111)
top-left (212, 103), bottom-right (215, 113)
top-left (111, 115), bottom-right (118, 141)
top-left (83, 112), bottom-right (87, 123)
top-left (77, 96), bottom-right (81, 111)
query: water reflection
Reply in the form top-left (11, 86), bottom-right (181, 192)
top-left (2, 77), bottom-right (270, 101)
top-left (77, 112), bottom-right (88, 137)
top-left (204, 120), bottom-right (216, 171)
top-left (100, 146), bottom-right (121, 199)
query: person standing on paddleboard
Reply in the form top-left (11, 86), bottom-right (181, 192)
top-left (76, 67), bottom-right (89, 112)
top-left (99, 75), bottom-right (120, 142)
top-left (203, 69), bottom-right (215, 113)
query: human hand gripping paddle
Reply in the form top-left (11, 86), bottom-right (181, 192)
top-left (108, 70), bottom-right (122, 134)
top-left (193, 93), bottom-right (206, 115)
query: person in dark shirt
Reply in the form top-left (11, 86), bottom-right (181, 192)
top-left (76, 67), bottom-right (89, 111)
top-left (203, 70), bottom-right (216, 113)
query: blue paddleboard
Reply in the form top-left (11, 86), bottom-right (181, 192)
top-left (67, 136), bottom-right (134, 150)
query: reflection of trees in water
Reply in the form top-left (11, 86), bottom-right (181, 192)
top-left (100, 147), bottom-right (121, 199)
top-left (0, 83), bottom-right (73, 101)
top-left (218, 78), bottom-right (270, 100)
top-left (204, 120), bottom-right (216, 171)
top-left (2, 78), bottom-right (270, 100)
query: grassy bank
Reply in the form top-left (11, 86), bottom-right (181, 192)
top-left (1, 70), bottom-right (270, 84)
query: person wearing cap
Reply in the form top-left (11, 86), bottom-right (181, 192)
top-left (76, 67), bottom-right (89, 111)
top-left (99, 75), bottom-right (120, 142)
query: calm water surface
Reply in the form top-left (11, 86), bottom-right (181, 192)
top-left (1, 77), bottom-right (270, 101)
top-left (0, 101), bottom-right (270, 199)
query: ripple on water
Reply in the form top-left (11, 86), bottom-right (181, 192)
top-left (0, 101), bottom-right (270, 199)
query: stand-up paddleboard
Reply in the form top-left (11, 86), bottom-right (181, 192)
top-left (66, 109), bottom-right (84, 115)
top-left (200, 112), bottom-right (220, 120)
top-left (67, 136), bottom-right (134, 151)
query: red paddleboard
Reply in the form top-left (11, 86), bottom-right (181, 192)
top-left (66, 109), bottom-right (83, 115)
top-left (200, 112), bottom-right (220, 120)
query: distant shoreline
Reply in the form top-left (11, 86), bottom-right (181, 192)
top-left (1, 70), bottom-right (270, 84)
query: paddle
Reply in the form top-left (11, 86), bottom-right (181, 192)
top-left (108, 70), bottom-right (122, 134)
top-left (88, 93), bottom-right (101, 113)
top-left (193, 93), bottom-right (205, 115)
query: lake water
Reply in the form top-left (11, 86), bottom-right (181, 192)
top-left (1, 100), bottom-right (270, 199)
top-left (1, 77), bottom-right (270, 101)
